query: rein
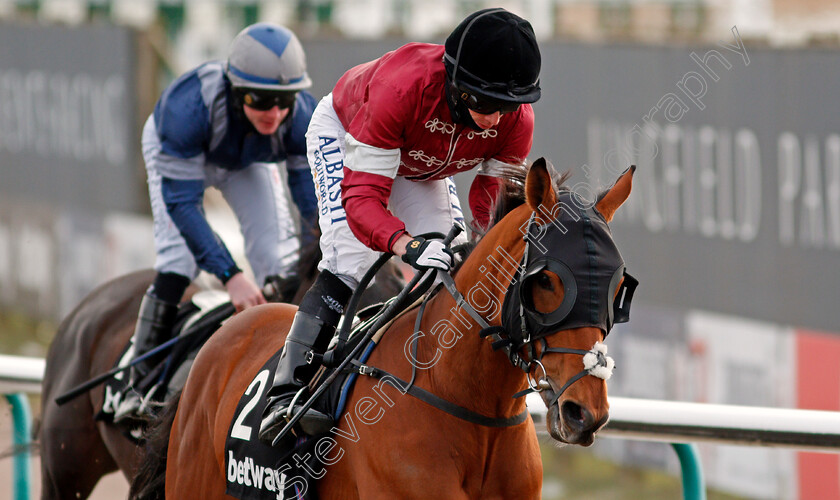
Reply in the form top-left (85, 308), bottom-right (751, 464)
top-left (290, 195), bottom-right (632, 435)
top-left (353, 287), bottom-right (529, 428)
top-left (271, 226), bottom-right (463, 446)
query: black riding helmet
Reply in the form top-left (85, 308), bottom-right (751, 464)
top-left (443, 8), bottom-right (541, 125)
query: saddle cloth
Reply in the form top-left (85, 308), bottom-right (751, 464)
top-left (223, 306), bottom-right (389, 500)
top-left (224, 350), bottom-right (325, 500)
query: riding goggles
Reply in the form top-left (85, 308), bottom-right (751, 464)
top-left (237, 89), bottom-right (297, 111)
top-left (456, 86), bottom-right (520, 115)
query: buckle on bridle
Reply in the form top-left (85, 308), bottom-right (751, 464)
top-left (357, 364), bottom-right (378, 377)
top-left (526, 359), bottom-right (551, 392)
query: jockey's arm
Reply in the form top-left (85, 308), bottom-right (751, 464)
top-left (467, 106), bottom-right (535, 233)
top-left (161, 178), bottom-right (239, 280)
top-left (286, 154), bottom-right (318, 241)
top-left (340, 136), bottom-right (408, 253)
top-left (161, 177), bottom-right (264, 311)
top-left (390, 233), bottom-right (415, 257)
top-left (468, 158), bottom-right (530, 232)
top-left (342, 180), bottom-right (450, 270)
top-left (468, 173), bottom-right (503, 233)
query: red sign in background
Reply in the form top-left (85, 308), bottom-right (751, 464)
top-left (797, 330), bottom-right (840, 500)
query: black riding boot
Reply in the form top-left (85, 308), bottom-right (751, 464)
top-left (258, 271), bottom-right (352, 445)
top-left (114, 292), bottom-right (179, 422)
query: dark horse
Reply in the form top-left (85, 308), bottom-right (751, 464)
top-left (37, 240), bottom-right (405, 500)
top-left (133, 158), bottom-right (635, 499)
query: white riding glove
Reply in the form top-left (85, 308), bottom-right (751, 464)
top-left (401, 237), bottom-right (453, 271)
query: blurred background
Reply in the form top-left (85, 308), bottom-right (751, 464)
top-left (1, 0), bottom-right (840, 499)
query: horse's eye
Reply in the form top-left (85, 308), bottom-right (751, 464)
top-left (524, 270), bottom-right (565, 315)
top-left (536, 272), bottom-right (555, 292)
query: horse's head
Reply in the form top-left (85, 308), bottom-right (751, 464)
top-left (480, 158), bottom-right (636, 446)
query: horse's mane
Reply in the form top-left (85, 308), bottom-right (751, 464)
top-left (453, 162), bottom-right (571, 268)
top-left (488, 162), bottom-right (572, 230)
top-left (130, 391), bottom-right (181, 499)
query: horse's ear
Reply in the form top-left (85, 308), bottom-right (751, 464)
top-left (596, 165), bottom-right (635, 223)
top-left (525, 157), bottom-right (557, 214)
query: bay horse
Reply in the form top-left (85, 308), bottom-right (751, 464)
top-left (37, 240), bottom-right (405, 500)
top-left (136, 158), bottom-right (635, 499)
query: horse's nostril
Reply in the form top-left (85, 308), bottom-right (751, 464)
top-left (561, 401), bottom-right (592, 429)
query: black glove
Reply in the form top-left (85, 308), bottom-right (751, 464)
top-left (263, 274), bottom-right (301, 303)
top-left (401, 237), bottom-right (453, 271)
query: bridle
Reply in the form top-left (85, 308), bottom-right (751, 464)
top-left (437, 275), bottom-right (618, 407)
top-left (344, 193), bottom-right (638, 429)
top-left (438, 191), bottom-right (637, 403)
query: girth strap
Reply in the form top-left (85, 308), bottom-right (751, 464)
top-left (361, 367), bottom-right (530, 428)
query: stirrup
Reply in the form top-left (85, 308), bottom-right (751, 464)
top-left (281, 387), bottom-right (334, 438)
top-left (259, 386), bottom-right (334, 445)
top-left (258, 386), bottom-right (307, 445)
top-left (284, 386), bottom-right (308, 421)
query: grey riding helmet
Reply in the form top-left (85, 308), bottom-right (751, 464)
top-left (226, 23), bottom-right (312, 91)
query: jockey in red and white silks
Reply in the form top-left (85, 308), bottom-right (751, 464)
top-left (259, 8), bottom-right (543, 444)
top-left (309, 42), bottom-right (534, 287)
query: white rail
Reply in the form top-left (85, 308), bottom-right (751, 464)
top-left (525, 393), bottom-right (840, 453)
top-left (3, 355), bottom-right (839, 453)
top-left (600, 396), bottom-right (840, 452)
top-left (0, 355), bottom-right (45, 394)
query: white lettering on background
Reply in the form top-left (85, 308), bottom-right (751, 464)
top-left (0, 69), bottom-right (127, 164)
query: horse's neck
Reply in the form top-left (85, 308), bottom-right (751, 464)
top-left (414, 223), bottom-right (529, 418)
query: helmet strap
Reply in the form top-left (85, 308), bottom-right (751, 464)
top-left (444, 7), bottom-right (507, 132)
top-left (226, 80), bottom-right (249, 122)
top-left (444, 78), bottom-right (483, 131)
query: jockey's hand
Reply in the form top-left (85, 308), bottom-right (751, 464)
top-left (225, 272), bottom-right (267, 313)
top-left (400, 236), bottom-right (453, 272)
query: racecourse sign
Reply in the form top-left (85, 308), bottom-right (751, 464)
top-left (0, 23), bottom-right (140, 213)
top-left (522, 32), bottom-right (840, 332)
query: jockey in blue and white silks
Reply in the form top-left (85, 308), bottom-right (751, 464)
top-left (116, 23), bottom-right (318, 422)
top-left (143, 61), bottom-right (317, 286)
